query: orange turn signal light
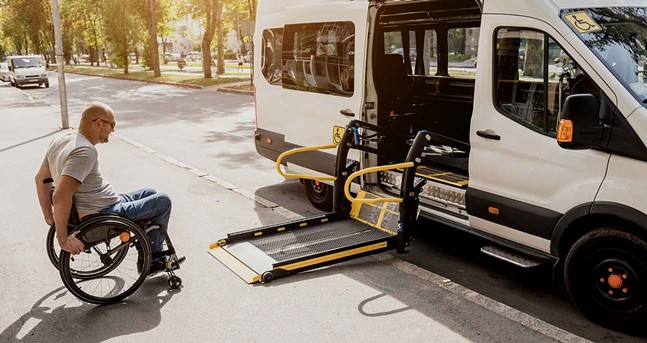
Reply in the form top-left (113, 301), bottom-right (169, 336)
top-left (557, 119), bottom-right (573, 143)
top-left (488, 207), bottom-right (500, 216)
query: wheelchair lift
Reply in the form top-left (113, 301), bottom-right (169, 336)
top-left (209, 121), bottom-right (432, 283)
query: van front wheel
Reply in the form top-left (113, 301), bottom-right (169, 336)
top-left (304, 179), bottom-right (333, 212)
top-left (564, 227), bottom-right (647, 330)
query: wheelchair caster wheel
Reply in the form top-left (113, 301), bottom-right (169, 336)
top-left (261, 272), bottom-right (273, 284)
top-left (169, 275), bottom-right (182, 289)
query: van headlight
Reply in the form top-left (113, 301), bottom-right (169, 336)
top-left (40, 74), bottom-right (47, 78)
top-left (16, 75), bottom-right (25, 79)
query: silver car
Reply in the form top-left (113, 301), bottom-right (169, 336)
top-left (0, 63), bottom-right (9, 82)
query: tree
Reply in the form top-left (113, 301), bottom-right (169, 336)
top-left (102, 0), bottom-right (139, 73)
top-left (145, 0), bottom-right (161, 76)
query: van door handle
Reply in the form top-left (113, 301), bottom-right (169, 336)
top-left (476, 130), bottom-right (501, 141)
top-left (340, 109), bottom-right (355, 117)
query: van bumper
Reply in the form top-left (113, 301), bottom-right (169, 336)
top-left (16, 77), bottom-right (48, 86)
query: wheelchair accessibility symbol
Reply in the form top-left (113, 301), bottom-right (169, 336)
top-left (565, 12), bottom-right (602, 34)
top-left (333, 126), bottom-right (345, 144)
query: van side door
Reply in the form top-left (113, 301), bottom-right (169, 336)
top-left (467, 16), bottom-right (613, 253)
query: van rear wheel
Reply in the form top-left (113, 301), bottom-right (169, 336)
top-left (564, 227), bottom-right (647, 330)
top-left (303, 179), bottom-right (333, 212)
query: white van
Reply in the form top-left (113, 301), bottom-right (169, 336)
top-left (6, 55), bottom-right (49, 88)
top-left (253, 0), bottom-right (647, 328)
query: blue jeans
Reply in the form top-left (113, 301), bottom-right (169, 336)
top-left (100, 188), bottom-right (171, 259)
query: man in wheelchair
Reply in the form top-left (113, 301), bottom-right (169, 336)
top-left (35, 101), bottom-right (185, 275)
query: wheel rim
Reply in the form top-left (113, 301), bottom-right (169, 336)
top-left (60, 219), bottom-right (151, 304)
top-left (587, 249), bottom-right (644, 312)
top-left (310, 181), bottom-right (327, 199)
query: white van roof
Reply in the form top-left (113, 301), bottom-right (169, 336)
top-left (8, 55), bottom-right (41, 59)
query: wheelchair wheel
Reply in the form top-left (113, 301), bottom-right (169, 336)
top-left (47, 223), bottom-right (129, 280)
top-left (59, 215), bottom-right (151, 304)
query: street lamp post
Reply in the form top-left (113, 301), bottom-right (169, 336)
top-left (51, 0), bottom-right (69, 129)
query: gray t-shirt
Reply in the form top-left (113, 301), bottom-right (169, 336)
top-left (44, 131), bottom-right (118, 214)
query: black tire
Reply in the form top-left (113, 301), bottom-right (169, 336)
top-left (169, 276), bottom-right (182, 289)
top-left (47, 224), bottom-right (128, 280)
top-left (45, 81), bottom-right (49, 88)
top-left (261, 272), bottom-right (273, 284)
top-left (303, 179), bottom-right (333, 212)
top-left (564, 227), bottom-right (647, 330)
top-left (59, 216), bottom-right (151, 304)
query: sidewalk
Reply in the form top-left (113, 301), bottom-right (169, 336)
top-left (59, 64), bottom-right (254, 95)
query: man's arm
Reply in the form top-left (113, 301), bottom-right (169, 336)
top-left (35, 163), bottom-right (54, 225)
top-left (53, 175), bottom-right (84, 254)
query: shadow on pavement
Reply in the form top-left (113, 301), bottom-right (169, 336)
top-left (0, 130), bottom-right (60, 153)
top-left (0, 278), bottom-right (180, 343)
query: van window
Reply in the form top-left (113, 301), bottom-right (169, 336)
top-left (261, 28), bottom-right (283, 86)
top-left (384, 30), bottom-right (435, 75)
top-left (448, 27), bottom-right (479, 78)
top-left (282, 22), bottom-right (355, 97)
top-left (495, 28), bottom-right (600, 135)
top-left (11, 56), bottom-right (42, 68)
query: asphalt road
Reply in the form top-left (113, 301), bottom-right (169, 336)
top-left (1, 74), bottom-right (645, 342)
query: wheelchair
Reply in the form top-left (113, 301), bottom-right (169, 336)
top-left (46, 184), bottom-right (183, 305)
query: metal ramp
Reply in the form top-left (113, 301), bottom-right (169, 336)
top-left (209, 194), bottom-right (400, 284)
top-left (209, 122), bottom-right (443, 284)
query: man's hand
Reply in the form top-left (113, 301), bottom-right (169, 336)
top-left (45, 215), bottom-right (54, 226)
top-left (59, 231), bottom-right (84, 255)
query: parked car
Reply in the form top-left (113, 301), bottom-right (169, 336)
top-left (0, 62), bottom-right (9, 82)
top-left (162, 52), bottom-right (181, 62)
top-left (186, 51), bottom-right (202, 61)
top-left (6, 55), bottom-right (49, 88)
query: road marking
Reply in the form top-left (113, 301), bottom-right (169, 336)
top-left (113, 132), bottom-right (591, 343)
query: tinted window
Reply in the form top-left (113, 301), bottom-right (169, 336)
top-left (283, 22), bottom-right (355, 97)
top-left (495, 28), bottom-right (600, 134)
top-left (261, 28), bottom-right (283, 86)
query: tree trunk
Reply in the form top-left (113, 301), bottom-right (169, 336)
top-left (147, 0), bottom-right (161, 77)
top-left (216, 1), bottom-right (225, 75)
top-left (201, 0), bottom-right (218, 79)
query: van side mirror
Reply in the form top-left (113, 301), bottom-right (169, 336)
top-left (557, 94), bottom-right (603, 150)
top-left (8, 66), bottom-right (12, 72)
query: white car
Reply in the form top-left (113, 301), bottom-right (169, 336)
top-left (0, 63), bottom-right (9, 82)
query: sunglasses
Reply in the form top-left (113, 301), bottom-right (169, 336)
top-left (95, 118), bottom-right (116, 129)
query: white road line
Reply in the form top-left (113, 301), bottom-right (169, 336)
top-left (113, 132), bottom-right (591, 343)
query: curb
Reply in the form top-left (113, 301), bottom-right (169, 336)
top-left (66, 71), bottom-right (203, 89)
top-left (217, 87), bottom-right (254, 96)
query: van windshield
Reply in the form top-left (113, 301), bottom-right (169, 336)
top-left (12, 57), bottom-right (42, 68)
top-left (562, 7), bottom-right (647, 106)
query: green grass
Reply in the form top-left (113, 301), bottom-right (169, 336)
top-left (229, 84), bottom-right (255, 91)
top-left (64, 66), bottom-right (249, 87)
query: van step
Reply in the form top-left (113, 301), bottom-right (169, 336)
top-left (480, 245), bottom-right (543, 268)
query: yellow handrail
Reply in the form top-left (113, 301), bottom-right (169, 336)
top-left (275, 144), bottom-right (338, 181)
top-left (344, 162), bottom-right (415, 204)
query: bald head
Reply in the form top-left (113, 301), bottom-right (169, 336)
top-left (80, 102), bottom-right (115, 124)
top-left (78, 102), bottom-right (116, 145)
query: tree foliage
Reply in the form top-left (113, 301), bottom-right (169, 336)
top-left (0, 0), bottom-right (259, 75)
